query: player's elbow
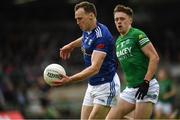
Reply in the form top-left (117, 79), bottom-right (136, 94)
top-left (152, 54), bottom-right (160, 64)
top-left (93, 67), bottom-right (100, 74)
top-left (91, 66), bottom-right (100, 75)
top-left (155, 54), bottom-right (160, 63)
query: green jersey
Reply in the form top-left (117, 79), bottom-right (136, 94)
top-left (116, 27), bottom-right (150, 88)
top-left (159, 79), bottom-right (174, 103)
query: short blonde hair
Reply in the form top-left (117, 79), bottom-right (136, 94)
top-left (114, 4), bottom-right (133, 18)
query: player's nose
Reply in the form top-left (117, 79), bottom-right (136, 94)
top-left (76, 20), bottom-right (80, 25)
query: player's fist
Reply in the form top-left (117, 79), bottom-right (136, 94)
top-left (135, 80), bottom-right (149, 100)
top-left (50, 74), bottom-right (70, 86)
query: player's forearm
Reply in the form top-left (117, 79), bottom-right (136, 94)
top-left (69, 66), bottom-right (99, 83)
top-left (165, 92), bottom-right (175, 99)
top-left (168, 88), bottom-right (176, 97)
top-left (69, 37), bottom-right (82, 48)
top-left (144, 55), bottom-right (160, 81)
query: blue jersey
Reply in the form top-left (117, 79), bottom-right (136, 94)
top-left (81, 22), bottom-right (116, 85)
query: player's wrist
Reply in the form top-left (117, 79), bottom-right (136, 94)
top-left (144, 79), bottom-right (150, 84)
top-left (68, 76), bottom-right (74, 83)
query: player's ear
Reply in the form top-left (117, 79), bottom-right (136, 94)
top-left (89, 13), bottom-right (95, 20)
top-left (129, 17), bottom-right (133, 24)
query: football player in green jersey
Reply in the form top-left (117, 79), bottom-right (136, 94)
top-left (154, 67), bottom-right (176, 119)
top-left (106, 4), bottom-right (160, 119)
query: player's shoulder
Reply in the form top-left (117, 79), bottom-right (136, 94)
top-left (131, 27), bottom-right (145, 35)
top-left (130, 27), bottom-right (147, 40)
top-left (95, 22), bottom-right (111, 38)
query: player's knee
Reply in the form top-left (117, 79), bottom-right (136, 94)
top-left (89, 111), bottom-right (107, 119)
top-left (106, 110), bottom-right (125, 119)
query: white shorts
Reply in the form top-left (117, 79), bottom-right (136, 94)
top-left (82, 73), bottom-right (120, 107)
top-left (155, 101), bottom-right (173, 114)
top-left (120, 79), bottom-right (159, 104)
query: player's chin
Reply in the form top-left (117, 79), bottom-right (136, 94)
top-left (80, 27), bottom-right (87, 31)
top-left (117, 27), bottom-right (122, 31)
top-left (78, 26), bottom-right (83, 30)
top-left (118, 29), bottom-right (123, 33)
top-left (81, 28), bottom-right (86, 31)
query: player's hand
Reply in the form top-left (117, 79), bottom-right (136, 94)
top-left (60, 44), bottom-right (74, 60)
top-left (135, 80), bottom-right (149, 100)
top-left (163, 93), bottom-right (170, 100)
top-left (50, 74), bottom-right (70, 87)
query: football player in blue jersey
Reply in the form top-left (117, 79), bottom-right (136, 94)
top-left (52, 1), bottom-right (120, 119)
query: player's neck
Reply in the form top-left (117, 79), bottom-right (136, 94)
top-left (121, 25), bottom-right (131, 37)
top-left (89, 19), bottom-right (97, 31)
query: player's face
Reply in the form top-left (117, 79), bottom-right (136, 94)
top-left (75, 8), bottom-right (92, 31)
top-left (114, 12), bottom-right (132, 35)
top-left (157, 69), bottom-right (167, 80)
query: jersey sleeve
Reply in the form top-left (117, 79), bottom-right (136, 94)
top-left (93, 24), bottom-right (113, 53)
top-left (136, 31), bottom-right (150, 48)
top-left (94, 36), bottom-right (109, 53)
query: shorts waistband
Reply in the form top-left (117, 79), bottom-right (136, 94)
top-left (132, 78), bottom-right (157, 88)
top-left (132, 84), bottom-right (141, 88)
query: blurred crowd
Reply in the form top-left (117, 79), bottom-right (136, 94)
top-left (0, 19), bottom-right (85, 118)
top-left (0, 0), bottom-right (180, 119)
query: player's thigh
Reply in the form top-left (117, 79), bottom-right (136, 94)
top-left (106, 98), bottom-right (135, 119)
top-left (88, 104), bottom-right (111, 119)
top-left (81, 105), bottom-right (93, 120)
top-left (134, 102), bottom-right (153, 119)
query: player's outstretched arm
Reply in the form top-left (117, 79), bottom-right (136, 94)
top-left (53, 50), bottom-right (106, 87)
top-left (60, 37), bottom-right (82, 60)
top-left (68, 50), bottom-right (106, 82)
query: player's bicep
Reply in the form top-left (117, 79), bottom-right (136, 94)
top-left (91, 50), bottom-right (106, 70)
top-left (94, 37), bottom-right (108, 53)
top-left (141, 42), bottom-right (159, 58)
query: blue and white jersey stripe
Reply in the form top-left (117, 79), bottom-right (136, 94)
top-left (95, 26), bottom-right (103, 38)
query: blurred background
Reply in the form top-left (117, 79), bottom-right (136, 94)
top-left (0, 0), bottom-right (180, 119)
